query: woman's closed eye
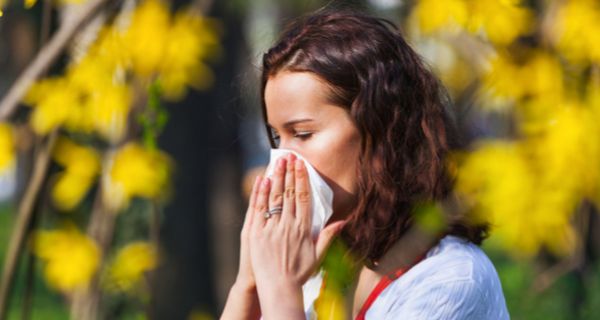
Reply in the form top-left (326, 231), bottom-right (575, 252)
top-left (269, 128), bottom-right (313, 148)
top-left (293, 131), bottom-right (313, 140)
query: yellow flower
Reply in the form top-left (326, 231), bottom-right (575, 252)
top-left (102, 143), bottom-right (171, 211)
top-left (91, 26), bottom-right (130, 70)
top-left (51, 138), bottom-right (100, 211)
top-left (413, 0), bottom-right (468, 34)
top-left (25, 78), bottom-right (78, 135)
top-left (467, 0), bottom-right (533, 45)
top-left (554, 0), bottom-right (600, 64)
top-left (412, 0), bottom-right (533, 45)
top-left (67, 56), bottom-right (116, 94)
top-left (159, 12), bottom-right (219, 100)
top-left (105, 242), bottom-right (158, 292)
top-left (314, 287), bottom-right (347, 320)
top-left (25, 57), bottom-right (132, 142)
top-left (455, 141), bottom-right (576, 256)
top-left (0, 123), bottom-right (15, 173)
top-left (52, 173), bottom-right (96, 211)
top-left (87, 84), bottom-right (132, 144)
top-left (31, 223), bottom-right (100, 292)
top-left (481, 51), bottom-right (564, 112)
top-left (123, 0), bottom-right (171, 78)
top-left (533, 104), bottom-right (600, 200)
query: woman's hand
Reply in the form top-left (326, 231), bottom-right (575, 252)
top-left (219, 174), bottom-right (266, 320)
top-left (249, 153), bottom-right (346, 319)
top-left (235, 175), bottom-right (264, 291)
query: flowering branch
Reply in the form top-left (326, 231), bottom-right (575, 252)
top-left (0, 0), bottom-right (110, 121)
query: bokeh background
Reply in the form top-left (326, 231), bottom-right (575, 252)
top-left (0, 0), bottom-right (599, 319)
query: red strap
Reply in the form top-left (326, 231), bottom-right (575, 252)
top-left (354, 255), bottom-right (425, 320)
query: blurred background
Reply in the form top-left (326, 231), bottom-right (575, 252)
top-left (0, 0), bottom-right (599, 319)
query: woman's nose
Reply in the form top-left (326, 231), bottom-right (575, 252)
top-left (278, 138), bottom-right (291, 150)
top-left (278, 140), bottom-right (299, 154)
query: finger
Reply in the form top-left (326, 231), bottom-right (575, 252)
top-left (267, 158), bottom-right (286, 224)
top-left (295, 159), bottom-right (312, 233)
top-left (243, 176), bottom-right (262, 229)
top-left (281, 153), bottom-right (296, 223)
top-left (253, 177), bottom-right (271, 230)
top-left (315, 220), bottom-right (347, 262)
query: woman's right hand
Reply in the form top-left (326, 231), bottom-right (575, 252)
top-left (235, 175), bottom-right (263, 291)
top-left (220, 176), bottom-right (263, 320)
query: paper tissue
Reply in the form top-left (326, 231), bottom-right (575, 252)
top-left (264, 148), bottom-right (335, 318)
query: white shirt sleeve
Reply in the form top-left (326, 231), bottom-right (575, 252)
top-left (384, 278), bottom-right (487, 319)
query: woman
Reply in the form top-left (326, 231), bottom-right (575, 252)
top-left (221, 9), bottom-right (509, 320)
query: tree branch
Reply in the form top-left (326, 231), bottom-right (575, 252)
top-left (0, 130), bottom-right (57, 320)
top-left (0, 0), bottom-right (110, 121)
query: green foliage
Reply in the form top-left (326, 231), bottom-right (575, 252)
top-left (486, 246), bottom-right (600, 319)
top-left (320, 237), bottom-right (359, 293)
top-left (138, 80), bottom-right (169, 151)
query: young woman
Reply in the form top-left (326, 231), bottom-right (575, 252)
top-left (221, 9), bottom-right (509, 320)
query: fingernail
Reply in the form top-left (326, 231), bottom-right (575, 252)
top-left (255, 176), bottom-right (261, 185)
top-left (278, 158), bottom-right (286, 171)
top-left (262, 177), bottom-right (270, 187)
top-left (295, 159), bottom-right (304, 170)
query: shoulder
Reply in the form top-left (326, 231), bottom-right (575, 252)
top-left (366, 235), bottom-right (510, 319)
top-left (422, 235), bottom-right (500, 286)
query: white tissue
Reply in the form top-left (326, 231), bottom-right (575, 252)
top-left (264, 148), bottom-right (334, 317)
top-left (264, 148), bottom-right (334, 239)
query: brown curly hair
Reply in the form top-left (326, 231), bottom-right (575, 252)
top-left (260, 9), bottom-right (488, 263)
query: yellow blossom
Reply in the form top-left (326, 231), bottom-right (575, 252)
top-left (314, 287), bottom-right (347, 320)
top-left (105, 241), bottom-right (158, 292)
top-left (91, 26), bottom-right (130, 70)
top-left (31, 223), bottom-right (100, 292)
top-left (533, 104), bottom-right (600, 201)
top-left (25, 57), bottom-right (131, 142)
top-left (554, 0), bottom-right (600, 64)
top-left (102, 143), bottom-right (171, 211)
top-left (481, 51), bottom-right (564, 113)
top-left (86, 85), bottom-right (132, 144)
top-left (22, 0), bottom-right (220, 138)
top-left (455, 141), bottom-right (575, 256)
top-left (159, 12), bottom-right (219, 100)
top-left (413, 0), bottom-right (468, 34)
top-left (118, 0), bottom-right (220, 99)
top-left (123, 0), bottom-right (171, 78)
top-left (26, 78), bottom-right (78, 135)
top-left (467, 0), bottom-right (533, 45)
top-left (51, 138), bottom-right (100, 210)
top-left (67, 56), bottom-right (116, 94)
top-left (0, 123), bottom-right (15, 173)
top-left (412, 0), bottom-right (533, 45)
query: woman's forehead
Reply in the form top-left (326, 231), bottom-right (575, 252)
top-left (264, 71), bottom-right (330, 123)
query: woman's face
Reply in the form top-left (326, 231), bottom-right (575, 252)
top-left (264, 71), bottom-right (362, 221)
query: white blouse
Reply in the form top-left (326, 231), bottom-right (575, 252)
top-left (363, 235), bottom-right (510, 319)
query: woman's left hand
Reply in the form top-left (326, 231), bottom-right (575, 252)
top-left (248, 153), bottom-right (346, 318)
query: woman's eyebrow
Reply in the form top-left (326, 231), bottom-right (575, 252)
top-left (268, 118), bottom-right (314, 131)
top-left (282, 118), bottom-right (314, 128)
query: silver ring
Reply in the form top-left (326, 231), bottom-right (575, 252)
top-left (264, 207), bottom-right (283, 219)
